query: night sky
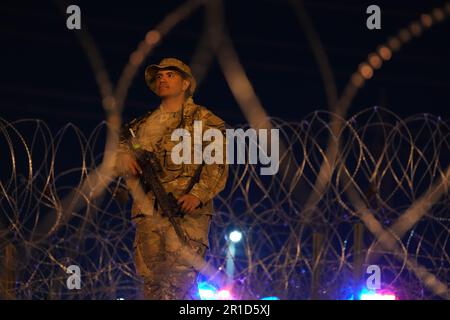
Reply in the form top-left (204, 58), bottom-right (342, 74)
top-left (1, 0), bottom-right (449, 131)
top-left (0, 1), bottom-right (449, 301)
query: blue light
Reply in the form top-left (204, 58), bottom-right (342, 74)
top-left (260, 296), bottom-right (280, 300)
top-left (197, 282), bottom-right (218, 300)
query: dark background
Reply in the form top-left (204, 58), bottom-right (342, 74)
top-left (1, 0), bottom-right (449, 131)
top-left (0, 1), bottom-right (449, 300)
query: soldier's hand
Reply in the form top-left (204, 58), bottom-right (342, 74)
top-left (116, 153), bottom-right (142, 176)
top-left (178, 194), bottom-right (201, 215)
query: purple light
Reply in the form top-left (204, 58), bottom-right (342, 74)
top-left (197, 282), bottom-right (236, 300)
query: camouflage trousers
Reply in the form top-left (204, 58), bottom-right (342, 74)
top-left (133, 212), bottom-right (211, 300)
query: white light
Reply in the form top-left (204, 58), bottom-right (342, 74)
top-left (229, 230), bottom-right (242, 243)
top-left (217, 289), bottom-right (233, 300)
top-left (199, 289), bottom-right (216, 300)
top-left (360, 293), bottom-right (396, 300)
top-left (198, 282), bottom-right (218, 300)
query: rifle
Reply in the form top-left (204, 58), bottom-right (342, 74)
top-left (124, 127), bottom-right (202, 245)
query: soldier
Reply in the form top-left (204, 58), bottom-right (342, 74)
top-left (114, 58), bottom-right (228, 299)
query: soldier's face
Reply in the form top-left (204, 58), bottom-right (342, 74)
top-left (154, 70), bottom-right (190, 99)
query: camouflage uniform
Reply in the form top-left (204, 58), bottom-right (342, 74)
top-left (115, 59), bottom-right (228, 299)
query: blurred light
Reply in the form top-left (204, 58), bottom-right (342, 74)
top-left (378, 46), bottom-right (392, 61)
top-left (229, 230), bottom-right (243, 243)
top-left (368, 53), bottom-right (382, 69)
top-left (360, 292), bottom-right (396, 300)
top-left (398, 28), bottom-right (412, 43)
top-left (217, 289), bottom-right (233, 300)
top-left (199, 289), bottom-right (216, 300)
top-left (420, 14), bottom-right (433, 28)
top-left (409, 22), bottom-right (422, 37)
top-left (198, 282), bottom-right (218, 300)
top-left (351, 72), bottom-right (364, 88)
top-left (261, 296), bottom-right (280, 300)
top-left (116, 298), bottom-right (125, 300)
top-left (130, 51), bottom-right (144, 66)
top-left (145, 30), bottom-right (161, 45)
top-left (432, 8), bottom-right (445, 22)
top-left (387, 37), bottom-right (401, 51)
top-left (137, 40), bottom-right (149, 52)
top-left (198, 282), bottom-right (236, 300)
top-left (359, 63), bottom-right (373, 79)
top-left (358, 288), bottom-right (397, 300)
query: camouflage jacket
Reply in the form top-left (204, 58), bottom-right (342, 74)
top-left (116, 97), bottom-right (228, 215)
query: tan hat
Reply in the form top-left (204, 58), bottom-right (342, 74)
top-left (145, 57), bottom-right (196, 97)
